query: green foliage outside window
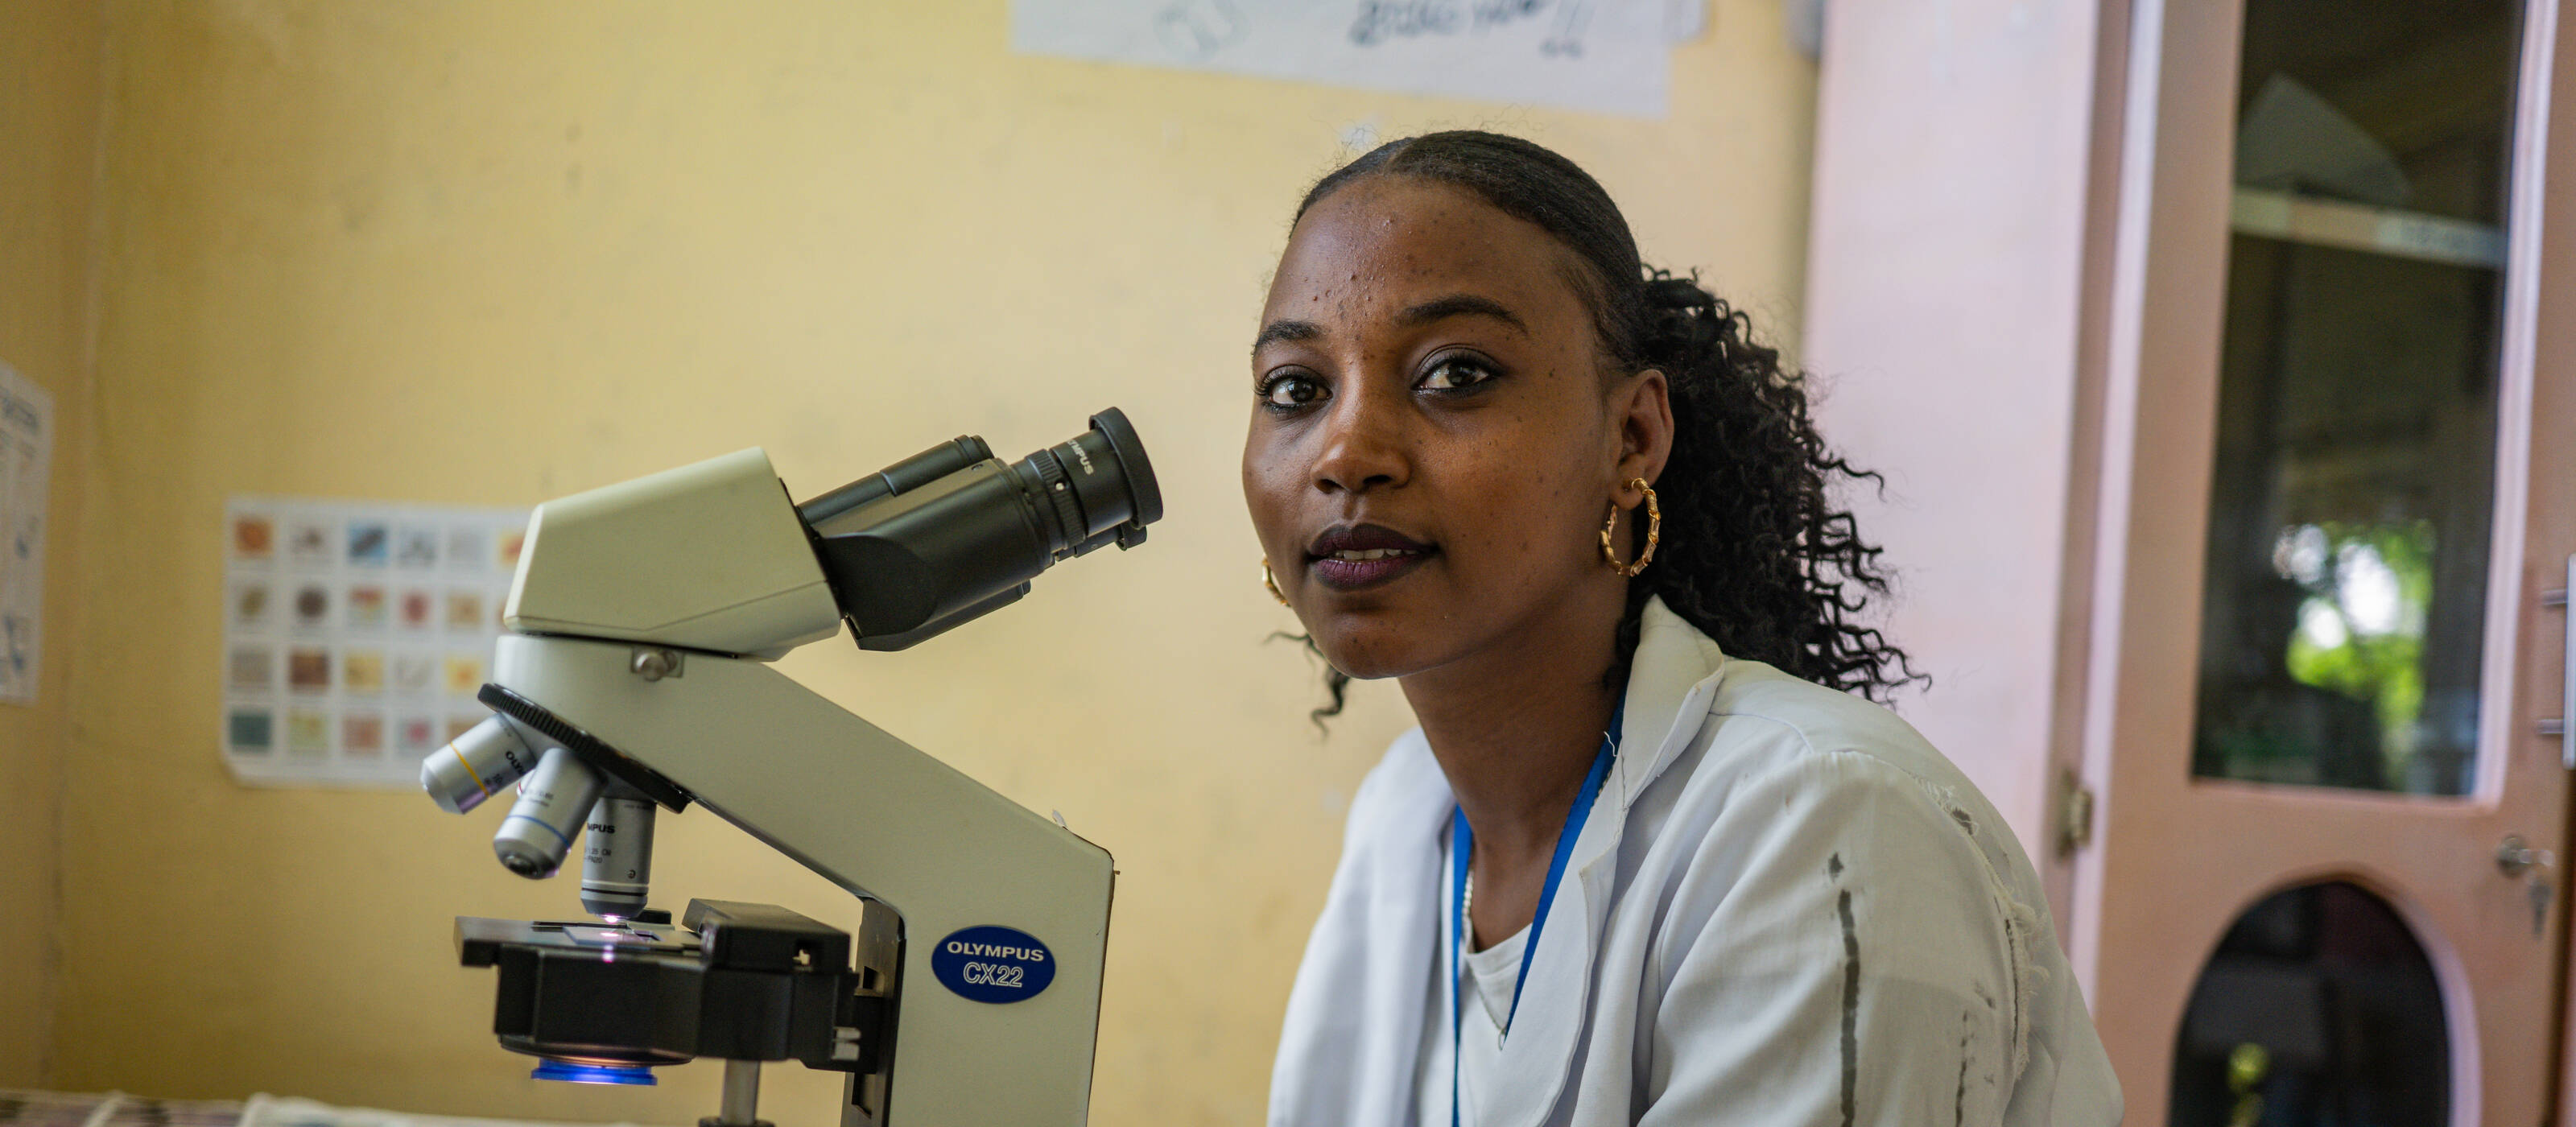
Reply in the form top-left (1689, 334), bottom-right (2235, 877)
top-left (2282, 520), bottom-right (2434, 778)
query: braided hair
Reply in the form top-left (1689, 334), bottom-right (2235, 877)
top-left (1283, 130), bottom-right (1921, 720)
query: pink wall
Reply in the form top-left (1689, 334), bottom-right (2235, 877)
top-left (1802, 0), bottom-right (2118, 927)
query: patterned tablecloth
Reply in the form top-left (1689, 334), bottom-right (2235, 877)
top-left (0, 1091), bottom-right (666, 1127)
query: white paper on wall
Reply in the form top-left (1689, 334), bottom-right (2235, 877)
top-left (0, 360), bottom-right (52, 706)
top-left (1011, 0), bottom-right (1683, 118)
top-left (221, 496), bottom-right (529, 789)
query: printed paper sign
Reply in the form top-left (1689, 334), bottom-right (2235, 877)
top-left (222, 497), bottom-right (528, 788)
top-left (0, 360), bottom-right (52, 705)
top-left (1012, 0), bottom-right (1681, 118)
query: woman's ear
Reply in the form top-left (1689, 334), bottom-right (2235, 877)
top-left (1613, 368), bottom-right (1675, 498)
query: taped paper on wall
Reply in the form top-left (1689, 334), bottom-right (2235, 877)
top-left (0, 360), bottom-right (52, 706)
top-left (1011, 0), bottom-right (1688, 118)
top-left (222, 496), bottom-right (528, 788)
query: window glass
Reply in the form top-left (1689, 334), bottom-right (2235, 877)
top-left (2192, 0), bottom-right (2522, 795)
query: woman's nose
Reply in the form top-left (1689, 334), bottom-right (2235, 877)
top-left (1309, 395), bottom-right (1411, 496)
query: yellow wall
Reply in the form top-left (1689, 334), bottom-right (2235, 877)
top-left (0, 0), bottom-right (101, 1089)
top-left (53, 2), bottom-right (1814, 1122)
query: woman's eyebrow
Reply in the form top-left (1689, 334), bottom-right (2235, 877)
top-left (1252, 319), bottom-right (1322, 355)
top-left (1251, 294), bottom-right (1525, 357)
top-left (1397, 293), bottom-right (1527, 333)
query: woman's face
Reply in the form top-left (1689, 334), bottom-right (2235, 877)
top-left (1242, 175), bottom-right (1668, 682)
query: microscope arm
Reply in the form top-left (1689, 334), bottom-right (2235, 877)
top-left (491, 632), bottom-right (1113, 1127)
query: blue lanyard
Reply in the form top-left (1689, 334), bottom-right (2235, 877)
top-left (1451, 705), bottom-right (1620, 1127)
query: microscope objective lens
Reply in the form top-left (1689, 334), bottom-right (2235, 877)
top-left (419, 715), bottom-right (543, 815)
top-left (493, 746), bottom-right (605, 879)
top-left (580, 793), bottom-right (656, 919)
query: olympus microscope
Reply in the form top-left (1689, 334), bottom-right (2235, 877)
top-left (419, 410), bottom-right (1160, 1127)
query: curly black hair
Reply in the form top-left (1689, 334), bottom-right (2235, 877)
top-left (1279, 130), bottom-right (1922, 720)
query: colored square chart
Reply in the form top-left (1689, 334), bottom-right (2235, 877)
top-left (222, 496), bottom-right (526, 788)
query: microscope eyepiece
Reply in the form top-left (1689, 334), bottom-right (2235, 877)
top-left (1009, 407), bottom-right (1162, 558)
top-left (801, 407), bottom-right (1162, 651)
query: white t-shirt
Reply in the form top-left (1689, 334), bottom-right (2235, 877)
top-left (1412, 831), bottom-right (1533, 1127)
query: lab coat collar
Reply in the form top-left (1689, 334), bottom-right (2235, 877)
top-left (1608, 597), bottom-right (1730, 817)
top-left (1479, 597), bottom-right (1728, 1127)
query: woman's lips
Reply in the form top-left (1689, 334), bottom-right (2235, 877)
top-left (1309, 547), bottom-right (1435, 591)
top-left (1304, 523), bottom-right (1438, 592)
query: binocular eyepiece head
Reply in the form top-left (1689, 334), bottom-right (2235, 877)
top-left (799, 408), bottom-right (1162, 650)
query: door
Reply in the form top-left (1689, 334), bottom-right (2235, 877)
top-left (2070, 0), bottom-right (2574, 1124)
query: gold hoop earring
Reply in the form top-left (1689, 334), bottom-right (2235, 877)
top-left (1600, 478), bottom-right (1659, 577)
top-left (1261, 558), bottom-right (1291, 606)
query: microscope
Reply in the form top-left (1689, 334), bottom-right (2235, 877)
top-left (419, 410), bottom-right (1161, 1127)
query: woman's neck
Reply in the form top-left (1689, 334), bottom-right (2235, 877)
top-left (1402, 590), bottom-right (1624, 947)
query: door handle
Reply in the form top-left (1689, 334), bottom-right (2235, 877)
top-left (2500, 834), bottom-right (2555, 937)
top-left (2543, 555), bottom-right (2574, 767)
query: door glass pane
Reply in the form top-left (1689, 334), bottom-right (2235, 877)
top-left (2169, 881), bottom-right (2448, 1126)
top-left (2192, 0), bottom-right (2524, 795)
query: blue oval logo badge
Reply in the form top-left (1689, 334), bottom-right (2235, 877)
top-left (931, 926), bottom-right (1056, 1004)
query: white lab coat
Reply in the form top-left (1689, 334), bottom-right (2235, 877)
top-left (1267, 598), bottom-right (2122, 1127)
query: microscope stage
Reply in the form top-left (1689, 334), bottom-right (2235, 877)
top-left (452, 902), bottom-right (881, 1075)
top-left (456, 916), bottom-right (696, 963)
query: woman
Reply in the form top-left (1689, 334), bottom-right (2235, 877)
top-left (1246, 132), bottom-right (2120, 1127)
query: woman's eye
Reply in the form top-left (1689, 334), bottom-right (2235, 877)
top-left (1261, 374), bottom-right (1328, 407)
top-left (1418, 355), bottom-right (1496, 392)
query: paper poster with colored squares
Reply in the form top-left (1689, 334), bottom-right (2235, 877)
top-left (221, 497), bottom-right (529, 788)
top-left (0, 360), bottom-right (52, 706)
